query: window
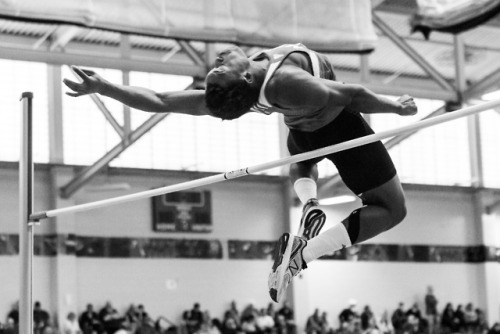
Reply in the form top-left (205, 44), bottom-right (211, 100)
top-left (110, 71), bottom-right (282, 175)
top-left (0, 60), bottom-right (48, 163)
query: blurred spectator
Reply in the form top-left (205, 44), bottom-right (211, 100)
top-left (488, 323), bottom-right (500, 334)
top-left (305, 309), bottom-right (323, 334)
top-left (464, 303), bottom-right (478, 334)
top-left (256, 308), bottom-right (274, 334)
top-left (33, 301), bottom-right (50, 334)
top-left (454, 305), bottom-right (465, 333)
top-left (124, 304), bottom-right (140, 333)
top-left (275, 314), bottom-right (291, 334)
top-left (440, 303), bottom-right (456, 334)
top-left (361, 305), bottom-right (375, 332)
top-left (339, 300), bottom-right (359, 334)
top-left (4, 301), bottom-right (19, 334)
top-left (196, 311), bottom-right (221, 334)
top-left (155, 316), bottom-right (177, 334)
top-left (98, 301), bottom-right (124, 334)
top-left (181, 310), bottom-right (194, 334)
top-left (241, 304), bottom-right (258, 324)
top-left (266, 303), bottom-right (276, 323)
top-left (402, 315), bottom-right (420, 334)
top-left (277, 301), bottom-right (296, 334)
top-left (6, 302), bottom-right (19, 327)
top-left (320, 311), bottom-right (333, 334)
top-left (79, 304), bottom-right (102, 334)
top-left (406, 304), bottom-right (422, 323)
top-left (137, 304), bottom-right (151, 323)
top-left (391, 302), bottom-right (406, 334)
top-left (406, 303), bottom-right (426, 333)
top-left (136, 304), bottom-right (156, 332)
top-left (221, 311), bottom-right (240, 334)
top-left (240, 314), bottom-right (258, 334)
top-left (189, 303), bottom-right (204, 334)
top-left (424, 287), bottom-right (438, 334)
top-left (228, 301), bottom-right (240, 327)
top-left (377, 311), bottom-right (394, 334)
top-left (476, 308), bottom-right (489, 334)
top-left (62, 312), bottom-right (82, 334)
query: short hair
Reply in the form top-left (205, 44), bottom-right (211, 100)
top-left (205, 81), bottom-right (259, 120)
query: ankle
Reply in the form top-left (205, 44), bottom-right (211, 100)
top-left (303, 198), bottom-right (319, 211)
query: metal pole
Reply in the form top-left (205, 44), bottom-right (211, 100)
top-left (372, 13), bottom-right (456, 92)
top-left (30, 98), bottom-right (500, 221)
top-left (19, 91), bottom-right (35, 334)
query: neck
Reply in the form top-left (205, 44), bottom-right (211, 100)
top-left (249, 58), bottom-right (269, 89)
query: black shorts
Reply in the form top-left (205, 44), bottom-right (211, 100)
top-left (287, 108), bottom-right (397, 195)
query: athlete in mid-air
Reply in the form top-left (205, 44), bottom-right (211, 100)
top-left (64, 43), bottom-right (417, 302)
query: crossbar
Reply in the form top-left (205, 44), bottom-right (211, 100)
top-left (30, 98), bottom-right (500, 221)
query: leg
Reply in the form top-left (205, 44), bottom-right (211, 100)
top-left (289, 162), bottom-right (326, 240)
top-left (289, 162), bottom-right (318, 183)
top-left (301, 175), bottom-right (406, 264)
top-left (344, 174), bottom-right (406, 243)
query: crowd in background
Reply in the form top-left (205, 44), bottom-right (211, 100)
top-left (1, 287), bottom-right (500, 334)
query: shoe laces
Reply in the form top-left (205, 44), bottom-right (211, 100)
top-left (289, 237), bottom-right (307, 276)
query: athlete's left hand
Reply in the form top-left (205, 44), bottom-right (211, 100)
top-left (397, 95), bottom-right (417, 116)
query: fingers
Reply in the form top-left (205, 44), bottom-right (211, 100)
top-left (71, 66), bottom-right (91, 81)
top-left (63, 78), bottom-right (86, 97)
top-left (400, 94), bottom-right (414, 103)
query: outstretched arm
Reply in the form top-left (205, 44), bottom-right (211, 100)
top-left (347, 87), bottom-right (417, 116)
top-left (63, 66), bottom-right (210, 116)
top-left (270, 67), bottom-right (417, 116)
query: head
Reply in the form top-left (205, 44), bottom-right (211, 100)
top-left (205, 46), bottom-right (259, 120)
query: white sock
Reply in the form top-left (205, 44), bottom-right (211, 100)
top-left (293, 178), bottom-right (317, 205)
top-left (302, 223), bottom-right (352, 263)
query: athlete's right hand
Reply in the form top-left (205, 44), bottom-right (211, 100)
top-left (397, 94), bottom-right (418, 116)
top-left (63, 66), bottom-right (107, 97)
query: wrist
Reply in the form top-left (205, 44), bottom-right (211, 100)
top-left (98, 80), bottom-right (112, 96)
top-left (395, 103), bottom-right (404, 115)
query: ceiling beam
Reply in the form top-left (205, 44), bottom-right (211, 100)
top-left (49, 25), bottom-right (81, 51)
top-left (463, 67), bottom-right (500, 100)
top-left (372, 12), bottom-right (457, 93)
top-left (0, 42), bottom-right (206, 76)
top-left (59, 111), bottom-right (170, 198)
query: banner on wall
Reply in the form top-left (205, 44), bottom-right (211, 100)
top-left (0, 0), bottom-right (377, 53)
top-left (152, 190), bottom-right (212, 233)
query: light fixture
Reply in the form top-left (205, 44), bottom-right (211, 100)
top-left (319, 195), bottom-right (356, 206)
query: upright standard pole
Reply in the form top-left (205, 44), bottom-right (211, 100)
top-left (19, 92), bottom-right (35, 334)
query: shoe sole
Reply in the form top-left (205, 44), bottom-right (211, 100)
top-left (269, 233), bottom-right (294, 302)
top-left (298, 209), bottom-right (326, 240)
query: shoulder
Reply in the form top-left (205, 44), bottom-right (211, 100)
top-left (266, 66), bottom-right (329, 108)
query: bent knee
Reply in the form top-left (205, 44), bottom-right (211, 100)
top-left (388, 200), bottom-right (407, 229)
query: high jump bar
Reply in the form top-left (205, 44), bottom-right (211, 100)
top-left (29, 98), bottom-right (500, 221)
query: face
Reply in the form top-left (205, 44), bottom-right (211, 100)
top-left (205, 46), bottom-right (249, 87)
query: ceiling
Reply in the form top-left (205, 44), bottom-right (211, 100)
top-left (0, 0), bottom-right (499, 102)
